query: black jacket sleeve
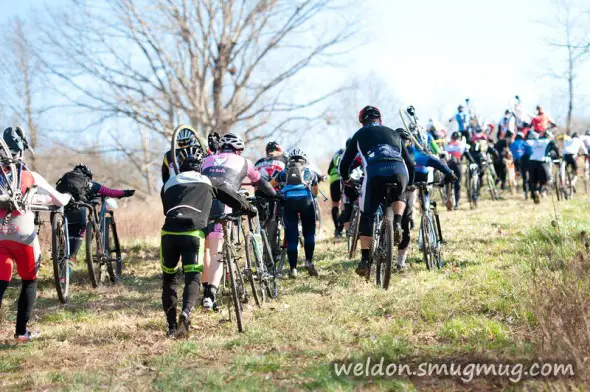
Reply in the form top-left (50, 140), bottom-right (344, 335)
top-left (463, 149), bottom-right (475, 163)
top-left (161, 152), bottom-right (171, 184)
top-left (210, 178), bottom-right (252, 212)
top-left (339, 136), bottom-right (358, 182)
top-left (160, 186), bottom-right (167, 215)
top-left (253, 176), bottom-right (276, 197)
top-left (401, 142), bottom-right (415, 185)
top-left (548, 141), bottom-right (560, 159)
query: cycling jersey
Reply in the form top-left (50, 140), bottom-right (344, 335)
top-left (328, 150), bottom-right (344, 184)
top-left (445, 140), bottom-right (468, 160)
top-left (563, 138), bottom-right (588, 156)
top-left (510, 139), bottom-right (527, 160)
top-left (339, 123), bottom-right (414, 182)
top-left (498, 116), bottom-right (516, 138)
top-left (527, 138), bottom-right (559, 162)
top-left (202, 152), bottom-right (261, 190)
top-left (531, 113), bottom-right (554, 133)
top-left (456, 112), bottom-right (470, 132)
top-left (254, 154), bottom-right (288, 182)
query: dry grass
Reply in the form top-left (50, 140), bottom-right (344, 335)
top-left (0, 190), bottom-right (588, 390)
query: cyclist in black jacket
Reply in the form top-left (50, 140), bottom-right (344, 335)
top-left (160, 152), bottom-right (255, 339)
top-left (339, 106), bottom-right (415, 277)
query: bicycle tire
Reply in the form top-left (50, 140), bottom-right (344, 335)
top-left (347, 207), bottom-right (360, 259)
top-left (226, 247), bottom-right (244, 333)
top-left (51, 212), bottom-right (69, 304)
top-left (421, 215), bottom-right (437, 271)
top-left (369, 212), bottom-right (381, 283)
top-left (314, 198), bottom-right (322, 238)
top-left (170, 125), bottom-right (201, 176)
top-left (103, 218), bottom-right (116, 283)
top-left (276, 248), bottom-right (288, 278)
top-left (244, 233), bottom-right (265, 307)
top-left (377, 207), bottom-right (394, 290)
top-left (108, 217), bottom-right (123, 281)
top-left (85, 222), bottom-right (101, 288)
top-left (487, 172), bottom-right (497, 201)
top-left (261, 230), bottom-right (278, 298)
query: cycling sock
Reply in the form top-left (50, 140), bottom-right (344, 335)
top-left (0, 280), bottom-right (8, 305)
top-left (182, 272), bottom-right (200, 315)
top-left (331, 207), bottom-right (339, 230)
top-left (394, 214), bottom-right (402, 225)
top-left (16, 280), bottom-right (36, 336)
top-left (361, 249), bottom-right (370, 262)
top-left (162, 273), bottom-right (178, 329)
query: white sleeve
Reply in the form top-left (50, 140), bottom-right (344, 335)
top-left (31, 172), bottom-right (72, 206)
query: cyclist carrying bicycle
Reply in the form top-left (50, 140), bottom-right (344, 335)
top-left (562, 133), bottom-right (588, 190)
top-left (339, 106), bottom-right (415, 278)
top-left (161, 125), bottom-right (209, 183)
top-left (0, 127), bottom-right (72, 341)
top-left (200, 133), bottom-right (276, 310)
top-left (56, 165), bottom-right (135, 271)
top-left (160, 153), bottom-right (255, 338)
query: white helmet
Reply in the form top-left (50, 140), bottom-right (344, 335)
top-left (288, 148), bottom-right (307, 163)
top-left (220, 133), bottom-right (245, 151)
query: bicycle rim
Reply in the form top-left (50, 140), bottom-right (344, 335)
top-left (244, 235), bottom-right (263, 307)
top-left (379, 208), bottom-right (394, 290)
top-left (85, 223), bottom-right (100, 288)
top-left (226, 247), bottom-right (244, 332)
top-left (261, 231), bottom-right (278, 298)
top-left (170, 125), bottom-right (200, 176)
top-left (103, 219), bottom-right (116, 283)
top-left (108, 218), bottom-right (123, 281)
top-left (51, 213), bottom-right (69, 304)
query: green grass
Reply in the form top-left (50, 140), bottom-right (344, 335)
top-left (0, 194), bottom-right (588, 390)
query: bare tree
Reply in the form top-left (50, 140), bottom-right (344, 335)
top-left (0, 18), bottom-right (44, 169)
top-left (545, 0), bottom-right (590, 133)
top-left (37, 0), bottom-right (356, 144)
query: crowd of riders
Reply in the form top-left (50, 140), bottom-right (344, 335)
top-left (1, 94), bottom-right (589, 340)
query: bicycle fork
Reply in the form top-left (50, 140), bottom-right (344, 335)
top-left (431, 201), bottom-right (444, 244)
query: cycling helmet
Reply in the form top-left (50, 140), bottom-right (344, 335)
top-left (395, 128), bottom-right (411, 141)
top-left (3, 127), bottom-right (26, 156)
top-left (220, 133), bottom-right (245, 151)
top-left (571, 132), bottom-right (579, 138)
top-left (358, 105), bottom-right (381, 124)
top-left (451, 131), bottom-right (460, 140)
top-left (74, 164), bottom-right (93, 179)
top-left (266, 141), bottom-right (282, 154)
top-left (288, 148), bottom-right (307, 163)
top-left (179, 151), bottom-right (205, 172)
top-left (586, 129), bottom-right (590, 136)
top-left (177, 127), bottom-right (200, 149)
top-left (458, 105), bottom-right (464, 111)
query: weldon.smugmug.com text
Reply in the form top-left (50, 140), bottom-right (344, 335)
top-left (332, 357), bottom-right (576, 383)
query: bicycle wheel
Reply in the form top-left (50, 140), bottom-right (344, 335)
top-left (51, 212), bottom-right (69, 304)
top-left (276, 248), bottom-right (288, 278)
top-left (225, 247), bottom-right (244, 333)
top-left (487, 172), bottom-right (497, 200)
top-left (103, 218), bottom-right (117, 283)
top-left (420, 214), bottom-right (437, 271)
top-left (170, 125), bottom-right (202, 176)
top-left (314, 198), bottom-right (322, 238)
top-left (260, 230), bottom-right (278, 298)
top-left (368, 211), bottom-right (381, 283)
top-left (244, 233), bottom-right (265, 307)
top-left (85, 222), bottom-right (102, 288)
top-left (375, 207), bottom-right (394, 289)
top-left (108, 217), bottom-right (123, 281)
top-left (347, 207), bottom-right (360, 259)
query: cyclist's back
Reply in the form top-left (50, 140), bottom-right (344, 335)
top-left (255, 142), bottom-right (288, 183)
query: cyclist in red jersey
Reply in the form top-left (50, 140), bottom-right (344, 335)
top-left (530, 106), bottom-right (556, 136)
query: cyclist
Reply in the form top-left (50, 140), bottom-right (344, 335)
top-left (327, 148), bottom-right (345, 238)
top-left (526, 131), bottom-right (560, 203)
top-left (444, 132), bottom-right (475, 209)
top-left (161, 126), bottom-right (209, 183)
top-left (494, 131), bottom-right (513, 190)
top-left (338, 146), bottom-right (363, 235)
top-left (469, 128), bottom-right (500, 198)
top-left (510, 132), bottom-right (529, 197)
top-left (254, 141), bottom-right (288, 253)
top-left (160, 153), bottom-right (255, 338)
top-left (0, 127), bottom-right (72, 341)
top-left (530, 106), bottom-right (556, 137)
top-left (270, 148), bottom-right (319, 278)
top-left (339, 106), bottom-right (415, 277)
top-left (200, 133), bottom-right (276, 310)
top-left (498, 110), bottom-right (516, 140)
top-left (56, 165), bottom-right (135, 270)
top-left (454, 105), bottom-right (471, 142)
top-left (562, 132), bottom-right (588, 189)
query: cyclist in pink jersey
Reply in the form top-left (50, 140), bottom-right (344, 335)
top-left (200, 133), bottom-right (276, 310)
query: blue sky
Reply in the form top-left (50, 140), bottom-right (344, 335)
top-left (2, 0), bottom-right (589, 160)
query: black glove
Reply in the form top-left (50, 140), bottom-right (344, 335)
top-left (444, 172), bottom-right (458, 184)
top-left (123, 189), bottom-right (135, 198)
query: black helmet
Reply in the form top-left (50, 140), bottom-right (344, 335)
top-left (74, 164), bottom-right (93, 179)
top-left (572, 132), bottom-right (579, 138)
top-left (451, 131), bottom-right (460, 140)
top-left (3, 127), bottom-right (27, 156)
top-left (179, 148), bottom-right (205, 172)
top-left (458, 105), bottom-right (464, 111)
top-left (358, 105), bottom-right (381, 124)
top-left (266, 141), bottom-right (282, 155)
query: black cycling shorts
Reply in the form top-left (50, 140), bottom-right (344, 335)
top-left (360, 161), bottom-right (408, 217)
top-left (330, 180), bottom-right (342, 203)
top-left (564, 154), bottom-right (577, 172)
top-left (160, 231), bottom-right (205, 275)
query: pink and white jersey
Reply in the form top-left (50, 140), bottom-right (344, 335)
top-left (202, 152), bottom-right (261, 191)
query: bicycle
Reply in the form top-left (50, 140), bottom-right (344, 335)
top-left (243, 197), bottom-right (279, 304)
top-left (483, 161), bottom-right (499, 201)
top-left (213, 212), bottom-right (249, 333)
top-left (414, 181), bottom-right (444, 271)
top-left (346, 181), bottom-right (362, 259)
top-left (367, 183), bottom-right (399, 290)
top-left (465, 163), bottom-right (480, 209)
top-left (85, 197), bottom-right (123, 287)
